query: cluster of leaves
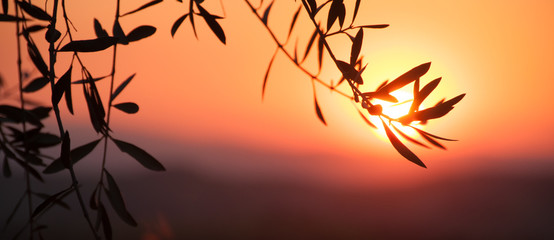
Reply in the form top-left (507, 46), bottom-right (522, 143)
top-left (248, 0), bottom-right (465, 168)
top-left (0, 0), bottom-right (169, 239)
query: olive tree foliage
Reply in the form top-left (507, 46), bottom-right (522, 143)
top-left (0, 0), bottom-right (464, 239)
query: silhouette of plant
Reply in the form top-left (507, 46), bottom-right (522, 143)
top-left (1, 0), bottom-right (464, 239)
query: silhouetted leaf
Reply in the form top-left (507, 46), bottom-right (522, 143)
top-left (72, 75), bottom-right (107, 84)
top-left (197, 4), bottom-right (226, 44)
top-left (17, 1), bottom-right (51, 21)
top-left (112, 138), bottom-right (165, 171)
top-left (98, 203), bottom-right (112, 240)
top-left (418, 129), bottom-right (445, 149)
top-left (60, 131), bottom-right (71, 168)
top-left (32, 186), bottom-right (73, 218)
top-left (314, 97), bottom-right (326, 125)
top-left (23, 77), bottom-right (49, 92)
top-left (59, 37), bottom-right (117, 52)
top-left (34, 192), bottom-right (70, 209)
top-left (82, 70), bottom-right (109, 134)
top-left (306, 0), bottom-right (317, 16)
top-left (381, 119), bottom-right (426, 168)
top-left (327, 0), bottom-right (341, 31)
top-left (359, 24), bottom-right (389, 29)
top-left (113, 19), bottom-right (129, 45)
top-left (352, 0), bottom-right (361, 24)
top-left (391, 124), bottom-right (428, 148)
top-left (111, 73), bottom-right (135, 101)
top-left (126, 25), bottom-right (156, 42)
top-left (336, 60), bottom-right (361, 83)
top-left (24, 25), bottom-right (47, 33)
top-left (52, 66), bottom-right (72, 106)
top-left (44, 138), bottom-right (102, 174)
top-left (121, 0), bottom-right (163, 17)
top-left (317, 37), bottom-right (324, 70)
top-left (288, 7), bottom-right (301, 38)
top-left (405, 93), bottom-right (465, 123)
top-left (103, 169), bottom-right (137, 226)
top-left (357, 109), bottom-right (376, 128)
top-left (113, 102), bottom-right (139, 114)
top-left (27, 41), bottom-right (49, 77)
top-left (262, 50), bottom-right (277, 100)
top-left (378, 62), bottom-right (431, 94)
top-left (2, 0), bottom-right (7, 15)
top-left (350, 28), bottom-right (363, 65)
top-left (410, 77), bottom-right (441, 113)
top-left (14, 159), bottom-right (43, 181)
top-left (171, 14), bottom-right (188, 37)
top-left (0, 15), bottom-right (25, 22)
top-left (3, 156), bottom-right (11, 177)
top-left (302, 28), bottom-right (318, 62)
top-left (29, 107), bottom-right (51, 120)
top-left (94, 18), bottom-right (109, 38)
top-left (90, 187), bottom-right (98, 210)
top-left (262, 1), bottom-right (274, 25)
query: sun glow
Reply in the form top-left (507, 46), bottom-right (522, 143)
top-left (370, 90), bottom-right (423, 140)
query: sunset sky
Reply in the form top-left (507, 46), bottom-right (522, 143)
top-left (1, 0), bottom-right (553, 186)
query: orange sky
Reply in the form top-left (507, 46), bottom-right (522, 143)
top-left (1, 0), bottom-right (554, 187)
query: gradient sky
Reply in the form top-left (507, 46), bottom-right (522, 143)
top-left (1, 0), bottom-right (553, 187)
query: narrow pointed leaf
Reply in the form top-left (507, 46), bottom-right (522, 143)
top-left (337, 2), bottom-right (346, 28)
top-left (0, 15), bottom-right (26, 22)
top-left (314, 98), bottom-right (326, 125)
top-left (336, 61), bottom-right (361, 83)
top-left (113, 102), bottom-right (139, 114)
top-left (3, 156), bottom-right (11, 177)
top-left (33, 192), bottom-right (70, 209)
top-left (306, 0), bottom-right (317, 15)
top-left (288, 7), bottom-right (301, 38)
top-left (350, 28), bottom-right (363, 65)
top-left (360, 24), bottom-right (389, 29)
top-left (357, 109), bottom-right (376, 128)
top-left (352, 0), bottom-right (361, 24)
top-left (121, 0), bottom-right (163, 17)
top-left (25, 25), bottom-right (47, 33)
top-left (418, 130), bottom-right (445, 149)
top-left (197, 4), bottom-right (226, 44)
top-left (60, 131), bottom-right (71, 168)
top-left (90, 187), bottom-right (98, 210)
top-left (302, 28), bottom-right (319, 62)
top-left (262, 50), bottom-right (277, 100)
top-left (98, 204), bottom-right (112, 240)
top-left (410, 77), bottom-right (441, 113)
top-left (112, 138), bottom-right (165, 171)
top-left (171, 14), bottom-right (188, 37)
top-left (391, 124), bottom-right (429, 148)
top-left (126, 25), bottom-right (156, 42)
top-left (410, 93), bottom-right (465, 122)
top-left (52, 66), bottom-right (72, 106)
top-left (43, 139), bottom-right (101, 174)
top-left (59, 37), bottom-right (117, 52)
top-left (261, 1), bottom-right (274, 25)
top-left (317, 37), bottom-right (324, 70)
top-left (2, 0), bottom-right (7, 15)
top-left (94, 18), bottom-right (109, 38)
top-left (111, 73), bottom-right (135, 101)
top-left (17, 1), bottom-right (51, 21)
top-left (381, 119), bottom-right (426, 168)
top-left (378, 62), bottom-right (431, 94)
top-left (23, 77), bottom-right (49, 92)
top-left (103, 170), bottom-right (137, 226)
top-left (327, 0), bottom-right (340, 31)
top-left (113, 19), bottom-right (129, 45)
top-left (27, 41), bottom-right (49, 77)
top-left (32, 186), bottom-right (73, 218)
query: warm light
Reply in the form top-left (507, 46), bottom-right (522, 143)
top-left (370, 90), bottom-right (423, 141)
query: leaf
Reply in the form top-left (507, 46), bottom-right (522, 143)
top-left (302, 28), bottom-right (318, 62)
top-left (52, 66), bottom-right (72, 106)
top-left (2, 0), bottom-right (7, 15)
top-left (27, 41), bottom-right (49, 77)
top-left (25, 25), bottom-right (47, 33)
top-left (33, 192), bottom-right (70, 209)
top-left (418, 129), bottom-right (445, 149)
top-left (31, 187), bottom-right (74, 218)
top-left (327, 0), bottom-right (340, 31)
top-left (171, 14), bottom-right (188, 37)
top-left (60, 131), bottom-right (71, 168)
top-left (59, 37), bottom-right (118, 52)
top-left (0, 15), bottom-right (25, 22)
top-left (336, 60), bottom-right (361, 83)
top-left (126, 25), bottom-right (156, 42)
top-left (410, 77), bottom-right (441, 113)
top-left (98, 203), bottom-right (112, 240)
top-left (93, 18), bottom-right (109, 38)
top-left (103, 170), bottom-right (137, 226)
top-left (352, 0), bottom-right (361, 24)
top-left (23, 77), bottom-right (49, 92)
top-left (17, 1), bottom-right (51, 21)
top-left (82, 71), bottom-right (109, 134)
top-left (90, 187), bottom-right (98, 210)
top-left (391, 124), bottom-right (428, 148)
top-left (306, 0), bottom-right (317, 15)
top-left (121, 0), bottom-right (163, 17)
top-left (112, 19), bottom-right (129, 45)
top-left (3, 156), bottom-right (11, 177)
top-left (112, 138), bottom-right (165, 171)
top-left (43, 138), bottom-right (101, 174)
top-left (357, 109), bottom-right (376, 128)
top-left (288, 7), bottom-right (301, 38)
top-left (314, 97), bottom-right (326, 125)
top-left (337, 1), bottom-right (346, 28)
top-left (359, 24), bottom-right (389, 29)
top-left (381, 119), bottom-right (426, 168)
top-left (350, 28), bottom-right (363, 65)
top-left (261, 1), bottom-right (273, 25)
top-left (378, 62), bottom-right (431, 95)
top-left (111, 73), bottom-right (135, 101)
top-left (113, 102), bottom-right (139, 114)
top-left (317, 37), bottom-right (324, 70)
top-left (262, 50), bottom-right (277, 100)
top-left (197, 4), bottom-right (226, 44)
top-left (407, 93), bottom-right (465, 123)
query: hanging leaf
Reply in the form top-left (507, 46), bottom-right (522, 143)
top-left (27, 41), bottom-right (49, 77)
top-left (17, 1), bottom-right (51, 21)
top-left (2, 0), bottom-right (7, 15)
top-left (302, 28), bottom-right (318, 62)
top-left (350, 28), bottom-right (363, 65)
top-left (90, 187), bottom-right (98, 210)
top-left (103, 169), bottom-right (138, 226)
top-left (326, 0), bottom-right (340, 31)
top-left (314, 97), bottom-right (326, 125)
top-left (391, 124), bottom-right (429, 148)
top-left (410, 77), bottom-right (441, 113)
top-left (197, 4), bottom-right (226, 44)
top-left (288, 7), bottom-right (301, 38)
top-left (359, 24), bottom-right (389, 29)
top-left (336, 60), bottom-right (361, 83)
top-left (23, 77), bottom-right (49, 92)
top-left (418, 129), bottom-right (445, 149)
top-left (121, 0), bottom-right (163, 17)
top-left (337, 1), bottom-right (346, 28)
top-left (3, 156), bottom-right (11, 177)
top-left (60, 131), bottom-right (71, 168)
top-left (317, 36), bottom-right (324, 70)
top-left (352, 0), bottom-right (361, 24)
top-left (378, 62), bottom-right (431, 94)
top-left (33, 192), bottom-right (70, 209)
top-left (24, 25), bottom-right (47, 33)
top-left (59, 37), bottom-right (118, 52)
top-left (42, 138), bottom-right (102, 173)
top-left (261, 1), bottom-right (274, 25)
top-left (356, 109), bottom-right (376, 128)
top-left (306, 0), bottom-right (317, 16)
top-left (113, 102), bottom-right (139, 114)
top-left (93, 19), bottom-right (109, 38)
top-left (262, 50), bottom-right (277, 100)
top-left (52, 66), bottom-right (72, 106)
top-left (31, 186), bottom-right (74, 218)
top-left (113, 19), bottom-right (129, 45)
top-left (98, 203), bottom-right (112, 240)
top-left (0, 15), bottom-right (25, 22)
top-left (381, 119), bottom-right (426, 168)
top-left (126, 25), bottom-right (156, 42)
top-left (401, 93), bottom-right (465, 123)
top-left (112, 138), bottom-right (165, 171)
top-left (171, 14), bottom-right (188, 37)
top-left (111, 73), bottom-right (135, 101)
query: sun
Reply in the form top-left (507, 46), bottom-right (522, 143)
top-left (369, 90), bottom-right (423, 141)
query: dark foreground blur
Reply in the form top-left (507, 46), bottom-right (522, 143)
top-left (2, 159), bottom-right (554, 240)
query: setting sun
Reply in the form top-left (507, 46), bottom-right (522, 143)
top-left (369, 90), bottom-right (423, 141)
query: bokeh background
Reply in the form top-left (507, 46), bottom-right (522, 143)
top-left (1, 0), bottom-right (554, 239)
